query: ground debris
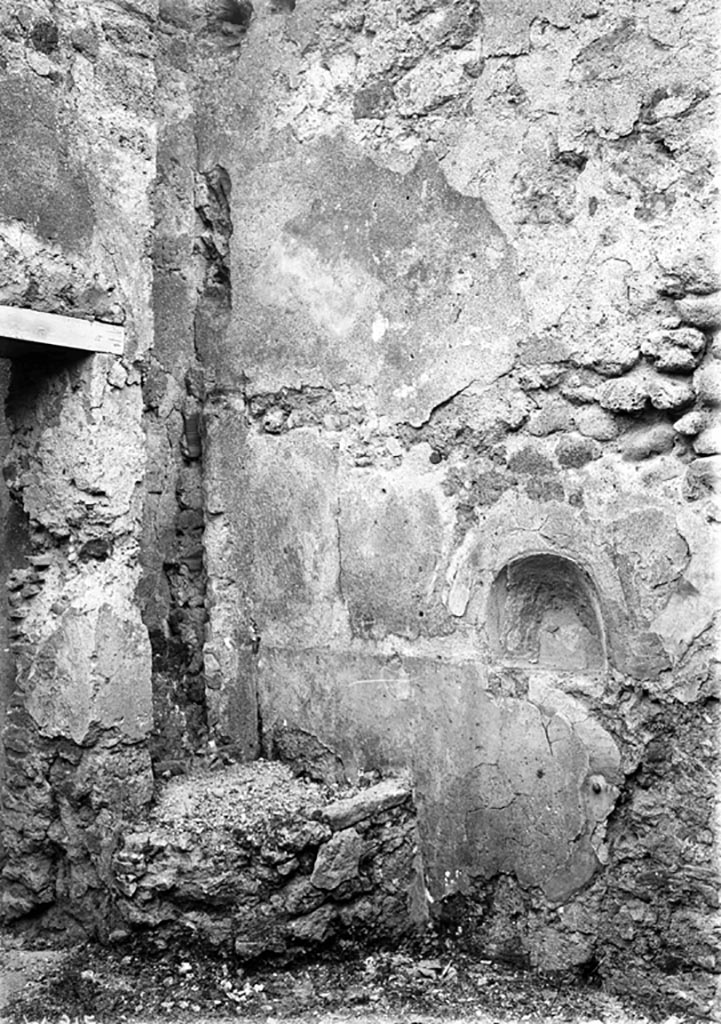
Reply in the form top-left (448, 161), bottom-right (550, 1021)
top-left (2, 934), bottom-right (693, 1024)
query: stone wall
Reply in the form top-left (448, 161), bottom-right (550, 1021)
top-left (0, 0), bottom-right (718, 1017)
top-left (188, 0), bottom-right (720, 1015)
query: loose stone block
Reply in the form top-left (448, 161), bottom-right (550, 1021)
top-left (311, 829), bottom-right (364, 890)
top-left (321, 776), bottom-right (412, 831)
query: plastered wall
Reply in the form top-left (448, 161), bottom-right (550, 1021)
top-left (188, 0), bottom-right (719, 1012)
top-left (0, 0), bottom-right (718, 1016)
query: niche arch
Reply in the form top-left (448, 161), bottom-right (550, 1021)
top-left (487, 552), bottom-right (606, 674)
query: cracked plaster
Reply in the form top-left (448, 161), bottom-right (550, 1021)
top-left (0, 0), bottom-right (717, 1012)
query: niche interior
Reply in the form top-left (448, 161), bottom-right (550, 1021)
top-left (488, 553), bottom-right (605, 673)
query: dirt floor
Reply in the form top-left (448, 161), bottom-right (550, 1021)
top-left (0, 929), bottom-right (701, 1024)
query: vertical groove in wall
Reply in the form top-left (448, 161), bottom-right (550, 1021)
top-left (141, 5), bottom-right (242, 772)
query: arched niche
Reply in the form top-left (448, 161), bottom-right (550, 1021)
top-left (487, 553), bottom-right (606, 673)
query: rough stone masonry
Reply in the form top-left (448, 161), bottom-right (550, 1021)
top-left (0, 0), bottom-right (719, 1019)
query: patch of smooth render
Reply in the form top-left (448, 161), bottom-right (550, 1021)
top-left (407, 661), bottom-right (619, 908)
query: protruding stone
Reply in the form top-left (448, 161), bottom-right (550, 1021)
top-left (641, 328), bottom-right (706, 372)
top-left (286, 905), bottom-right (336, 942)
top-left (692, 426), bottom-right (721, 456)
top-left (310, 829), bottom-right (364, 890)
top-left (575, 405), bottom-right (619, 440)
top-left (598, 370), bottom-right (695, 413)
top-left (598, 378), bottom-right (647, 412)
top-left (657, 254), bottom-right (721, 298)
top-left (673, 410), bottom-right (707, 436)
top-left (622, 423), bottom-right (676, 461)
top-left (675, 292), bottom-right (721, 330)
top-left (526, 398), bottom-right (575, 436)
top-left (646, 376), bottom-right (695, 411)
top-left (694, 363), bottom-right (721, 407)
top-left (320, 775), bottom-right (411, 831)
top-left (507, 447), bottom-right (555, 474)
top-left (571, 335), bottom-right (639, 377)
top-left (683, 457), bottom-right (721, 501)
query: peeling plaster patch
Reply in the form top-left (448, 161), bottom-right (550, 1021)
top-left (611, 506), bottom-right (691, 619)
top-left (338, 445), bottom-right (456, 640)
top-left (395, 52), bottom-right (469, 115)
top-left (651, 584), bottom-right (717, 662)
top-left (203, 422), bottom-right (344, 708)
top-left (0, 76), bottom-right (95, 249)
top-left (446, 558), bottom-right (473, 618)
top-left (254, 646), bottom-right (430, 781)
top-left (488, 0), bottom-right (604, 55)
top-left (675, 508), bottom-right (721, 599)
top-left (253, 656), bottom-right (620, 908)
top-left (569, 24), bottom-right (653, 140)
top-left (415, 685), bottom-right (597, 902)
top-left (18, 389), bottom-right (144, 537)
top-left (246, 430), bottom-right (342, 644)
top-left (527, 674), bottom-right (620, 779)
top-left (226, 137), bottom-right (525, 424)
top-left (651, 507), bottom-right (716, 667)
top-left (25, 603), bottom-right (152, 743)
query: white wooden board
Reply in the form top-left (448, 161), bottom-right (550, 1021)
top-left (0, 306), bottom-right (125, 357)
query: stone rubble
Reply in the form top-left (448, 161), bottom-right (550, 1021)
top-left (110, 763), bottom-right (419, 958)
top-left (0, 0), bottom-right (717, 1019)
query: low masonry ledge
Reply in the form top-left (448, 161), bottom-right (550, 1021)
top-left (109, 761), bottom-right (420, 959)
